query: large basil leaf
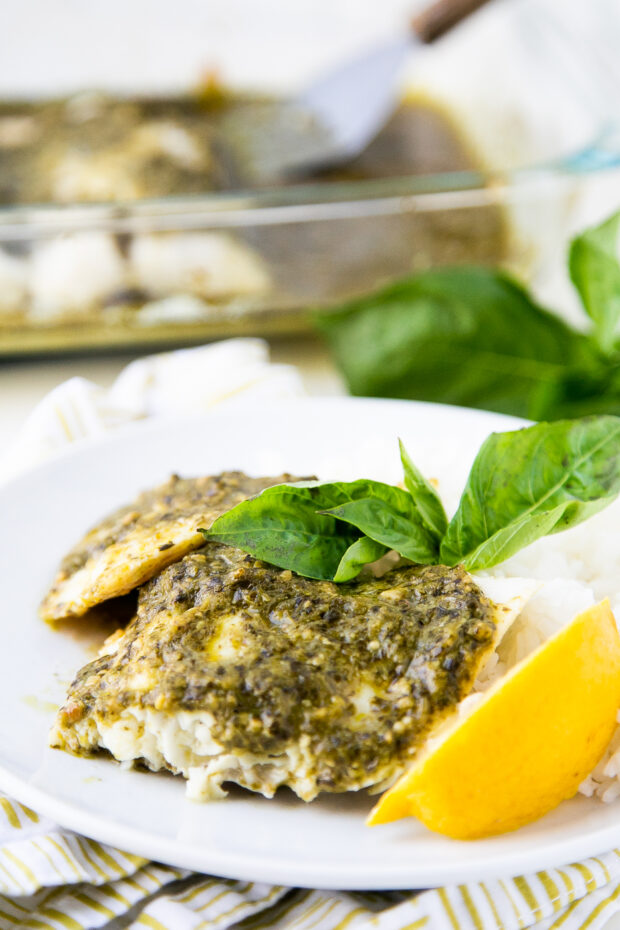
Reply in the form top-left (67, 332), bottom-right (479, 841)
top-left (440, 416), bottom-right (620, 570)
top-left (316, 267), bottom-right (607, 420)
top-left (399, 438), bottom-right (447, 538)
top-left (202, 485), bottom-right (357, 580)
top-left (322, 496), bottom-right (438, 563)
top-left (569, 211), bottom-right (620, 355)
top-left (531, 359), bottom-right (620, 419)
top-left (307, 478), bottom-right (439, 564)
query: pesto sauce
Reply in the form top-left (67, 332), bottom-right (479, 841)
top-left (58, 545), bottom-right (496, 793)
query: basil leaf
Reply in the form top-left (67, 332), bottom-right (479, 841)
top-left (399, 438), bottom-right (447, 538)
top-left (202, 485), bottom-right (357, 580)
top-left (569, 210), bottom-right (620, 355)
top-left (440, 416), bottom-right (620, 570)
top-left (321, 497), bottom-right (438, 563)
top-left (530, 358), bottom-right (620, 419)
top-left (316, 267), bottom-right (604, 420)
top-left (444, 506), bottom-right (568, 574)
top-left (333, 536), bottom-right (389, 582)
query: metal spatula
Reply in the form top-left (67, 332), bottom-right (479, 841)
top-left (223, 0), bottom-right (493, 185)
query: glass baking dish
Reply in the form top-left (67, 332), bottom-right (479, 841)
top-left (1, 0), bottom-right (620, 355)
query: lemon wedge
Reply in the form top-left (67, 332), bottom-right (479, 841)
top-left (368, 600), bottom-right (620, 839)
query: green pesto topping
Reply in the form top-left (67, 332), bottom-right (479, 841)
top-left (57, 544), bottom-right (495, 793)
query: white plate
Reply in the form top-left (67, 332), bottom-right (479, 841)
top-left (1, 397), bottom-right (620, 890)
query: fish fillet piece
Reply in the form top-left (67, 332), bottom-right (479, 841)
top-left (51, 544), bottom-right (530, 801)
top-left (40, 471), bottom-right (301, 622)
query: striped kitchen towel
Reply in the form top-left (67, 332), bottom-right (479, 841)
top-left (1, 791), bottom-right (620, 930)
top-left (2, 339), bottom-right (620, 930)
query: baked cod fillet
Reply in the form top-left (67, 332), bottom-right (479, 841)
top-left (40, 471), bottom-right (301, 622)
top-left (51, 545), bottom-right (528, 801)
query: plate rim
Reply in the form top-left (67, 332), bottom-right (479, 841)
top-left (3, 762), bottom-right (620, 890)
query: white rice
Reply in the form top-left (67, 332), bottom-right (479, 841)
top-left (471, 495), bottom-right (620, 802)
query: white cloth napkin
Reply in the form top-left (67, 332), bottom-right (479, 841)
top-left (0, 338), bottom-right (305, 483)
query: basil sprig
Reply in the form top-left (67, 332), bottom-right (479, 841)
top-left (203, 479), bottom-right (437, 581)
top-left (201, 415), bottom-right (620, 582)
top-left (440, 416), bottom-right (620, 570)
top-left (315, 211), bottom-right (620, 421)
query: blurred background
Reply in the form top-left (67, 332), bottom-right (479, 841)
top-left (2, 0), bottom-right (620, 441)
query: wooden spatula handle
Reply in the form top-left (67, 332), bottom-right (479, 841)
top-left (411, 0), bottom-right (492, 43)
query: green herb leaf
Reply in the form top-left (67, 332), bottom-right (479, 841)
top-left (201, 485), bottom-right (357, 580)
top-left (321, 497), bottom-right (437, 563)
top-left (333, 536), bottom-right (389, 582)
top-left (399, 438), bottom-right (448, 538)
top-left (295, 475), bottom-right (438, 550)
top-left (440, 416), bottom-right (620, 570)
top-left (569, 211), bottom-right (620, 355)
top-left (316, 267), bottom-right (607, 420)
